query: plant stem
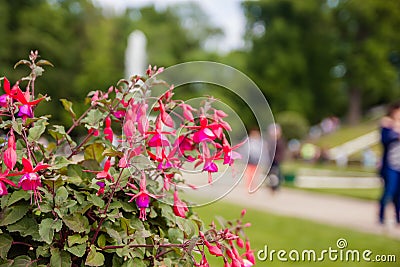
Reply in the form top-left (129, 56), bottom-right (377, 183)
top-left (90, 170), bottom-right (124, 244)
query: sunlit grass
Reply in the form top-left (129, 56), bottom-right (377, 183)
top-left (194, 201), bottom-right (399, 267)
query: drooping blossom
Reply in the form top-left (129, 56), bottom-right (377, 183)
top-left (126, 172), bottom-right (162, 221)
top-left (0, 169), bottom-right (16, 196)
top-left (4, 130), bottom-right (17, 170)
top-left (96, 181), bottom-right (105, 196)
top-left (84, 158), bottom-right (114, 182)
top-left (104, 117), bottom-right (113, 143)
top-left (17, 158), bottom-right (49, 206)
top-left (173, 190), bottom-right (188, 218)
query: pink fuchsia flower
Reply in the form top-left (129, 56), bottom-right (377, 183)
top-left (192, 116), bottom-right (217, 143)
top-left (0, 94), bottom-right (9, 107)
top-left (243, 240), bottom-right (255, 265)
top-left (0, 169), bottom-right (16, 196)
top-left (4, 130), bottom-right (17, 170)
top-left (96, 181), bottom-right (105, 196)
top-left (179, 103), bottom-right (195, 122)
top-left (173, 190), bottom-right (188, 218)
top-left (127, 172), bottom-right (162, 221)
top-left (104, 117), bottom-right (113, 143)
top-left (154, 99), bottom-right (174, 128)
top-left (17, 158), bottom-right (49, 206)
top-left (84, 158), bottom-right (114, 182)
top-left (8, 85), bottom-right (46, 120)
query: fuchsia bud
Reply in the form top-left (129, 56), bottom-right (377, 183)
top-left (4, 130), bottom-right (17, 170)
top-left (173, 190), bottom-right (189, 218)
top-left (104, 117), bottom-right (113, 143)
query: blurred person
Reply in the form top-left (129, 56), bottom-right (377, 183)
top-left (241, 128), bottom-right (267, 189)
top-left (266, 123), bottom-right (285, 192)
top-left (378, 102), bottom-right (400, 225)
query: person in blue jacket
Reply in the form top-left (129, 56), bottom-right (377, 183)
top-left (379, 102), bottom-right (400, 224)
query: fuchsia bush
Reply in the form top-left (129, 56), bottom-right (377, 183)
top-left (0, 51), bottom-right (254, 266)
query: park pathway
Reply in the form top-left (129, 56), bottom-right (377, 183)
top-left (190, 179), bottom-right (400, 239)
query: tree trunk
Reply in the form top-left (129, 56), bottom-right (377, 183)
top-left (347, 87), bottom-right (362, 125)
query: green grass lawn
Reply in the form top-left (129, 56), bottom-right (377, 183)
top-left (194, 201), bottom-right (399, 267)
top-left (312, 120), bottom-right (378, 149)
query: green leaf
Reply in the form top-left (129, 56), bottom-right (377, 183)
top-left (106, 228), bottom-right (123, 244)
top-left (36, 245), bottom-right (50, 258)
top-left (97, 234), bottom-right (106, 248)
top-left (7, 217), bottom-right (41, 241)
top-left (65, 244), bottom-right (86, 257)
top-left (167, 228), bottom-right (184, 243)
top-left (50, 156), bottom-right (74, 170)
top-left (176, 217), bottom-right (197, 238)
top-left (28, 119), bottom-right (48, 142)
top-left (84, 143), bottom-right (105, 163)
top-left (63, 214), bottom-right (89, 233)
top-left (0, 234), bottom-right (12, 259)
top-left (50, 248), bottom-right (71, 267)
top-left (60, 99), bottom-right (76, 119)
top-left (55, 186), bottom-right (68, 205)
top-left (36, 59), bottom-right (54, 67)
top-left (11, 119), bottom-right (23, 135)
top-left (39, 218), bottom-right (59, 244)
top-left (82, 110), bottom-right (104, 129)
top-left (0, 205), bottom-right (29, 226)
top-left (87, 194), bottom-right (105, 208)
top-left (85, 245), bottom-right (104, 267)
top-left (7, 255), bottom-right (36, 267)
top-left (7, 191), bottom-right (30, 206)
top-left (14, 60), bottom-right (31, 69)
top-left (67, 235), bottom-right (88, 247)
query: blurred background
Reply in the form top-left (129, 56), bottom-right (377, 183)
top-left (1, 0), bottom-right (400, 265)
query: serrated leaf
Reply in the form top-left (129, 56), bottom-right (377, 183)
top-left (176, 217), bottom-right (196, 238)
top-left (55, 186), bottom-right (68, 205)
top-left (85, 245), bottom-right (104, 267)
top-left (87, 194), bottom-right (105, 208)
top-left (0, 234), bottom-right (12, 259)
top-left (28, 119), bottom-right (48, 142)
top-left (7, 217), bottom-right (41, 241)
top-left (63, 214), bottom-right (89, 233)
top-left (67, 234), bottom-right (88, 247)
top-left (39, 218), bottom-right (57, 244)
top-left (50, 156), bottom-right (73, 170)
top-left (36, 245), bottom-right (50, 258)
top-left (84, 143), bottom-right (105, 163)
top-left (167, 228), bottom-right (183, 243)
top-left (106, 228), bottom-right (122, 244)
top-left (11, 120), bottom-right (22, 135)
top-left (7, 191), bottom-right (30, 206)
top-left (50, 248), bottom-right (71, 267)
top-left (65, 244), bottom-right (86, 257)
top-left (81, 109), bottom-right (103, 128)
top-left (0, 205), bottom-right (29, 226)
top-left (60, 99), bottom-right (76, 119)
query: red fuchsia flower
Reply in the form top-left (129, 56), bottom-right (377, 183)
top-left (192, 116), bottom-right (217, 143)
top-left (216, 138), bottom-right (243, 166)
top-left (154, 99), bottom-right (174, 128)
top-left (4, 130), bottom-right (17, 170)
top-left (118, 147), bottom-right (143, 168)
top-left (84, 158), bottom-right (114, 182)
top-left (88, 128), bottom-right (99, 137)
top-left (96, 181), bottom-right (105, 196)
top-left (104, 116), bottom-right (113, 143)
top-left (18, 158), bottom-right (49, 206)
top-left (6, 84), bottom-right (46, 120)
top-left (199, 231), bottom-right (223, 257)
top-left (0, 169), bottom-right (16, 196)
top-left (243, 240), bottom-right (255, 265)
top-left (173, 190), bottom-right (188, 218)
top-left (175, 135), bottom-right (195, 158)
top-left (127, 172), bottom-right (162, 221)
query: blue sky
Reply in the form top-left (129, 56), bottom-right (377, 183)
top-left (93, 0), bottom-right (246, 53)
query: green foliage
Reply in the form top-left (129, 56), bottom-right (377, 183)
top-left (0, 52), bottom-right (252, 267)
top-left (276, 111), bottom-right (309, 140)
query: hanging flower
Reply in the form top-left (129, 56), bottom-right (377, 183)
top-left (4, 130), bottom-right (17, 170)
top-left (173, 190), bottom-right (188, 218)
top-left (0, 169), bottom-right (16, 196)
